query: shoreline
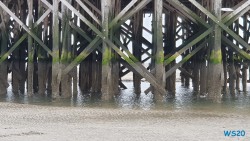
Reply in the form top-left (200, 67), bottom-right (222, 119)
top-left (0, 102), bottom-right (249, 141)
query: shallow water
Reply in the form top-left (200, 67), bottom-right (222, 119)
top-left (1, 81), bottom-right (250, 114)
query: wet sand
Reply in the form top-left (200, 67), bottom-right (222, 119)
top-left (0, 102), bottom-right (249, 141)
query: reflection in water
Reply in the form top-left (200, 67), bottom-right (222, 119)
top-left (1, 81), bottom-right (250, 113)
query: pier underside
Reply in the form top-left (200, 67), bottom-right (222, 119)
top-left (0, 0), bottom-right (250, 102)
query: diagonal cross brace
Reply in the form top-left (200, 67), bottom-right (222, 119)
top-left (75, 0), bottom-right (101, 25)
top-left (60, 0), bottom-right (167, 95)
top-left (145, 0), bottom-right (250, 94)
top-left (145, 39), bottom-right (208, 94)
top-left (0, 9), bottom-right (52, 63)
top-left (0, 1), bottom-right (53, 57)
top-left (188, 0), bottom-right (250, 52)
top-left (222, 36), bottom-right (250, 60)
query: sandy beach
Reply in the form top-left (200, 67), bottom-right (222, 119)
top-left (0, 102), bottom-right (249, 141)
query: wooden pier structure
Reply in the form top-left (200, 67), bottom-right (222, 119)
top-left (0, 0), bottom-right (250, 102)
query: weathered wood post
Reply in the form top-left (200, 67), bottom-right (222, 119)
top-left (12, 1), bottom-right (26, 94)
top-left (228, 48), bottom-right (236, 96)
top-left (78, 3), bottom-right (93, 93)
top-left (101, 0), bottom-right (113, 100)
top-left (51, 0), bottom-right (60, 98)
top-left (132, 10), bottom-right (143, 96)
top-left (199, 0), bottom-right (209, 96)
top-left (207, 0), bottom-right (224, 102)
top-left (110, 0), bottom-right (120, 97)
top-left (221, 44), bottom-right (227, 94)
top-left (72, 2), bottom-right (78, 96)
top-left (37, 0), bottom-right (50, 95)
top-left (234, 21), bottom-right (240, 92)
top-left (153, 0), bottom-right (165, 101)
top-left (165, 11), bottom-right (176, 96)
top-left (192, 46), bottom-right (201, 94)
top-left (0, 3), bottom-right (9, 95)
top-left (242, 14), bottom-right (248, 93)
top-left (61, 0), bottom-right (72, 98)
top-left (27, 0), bottom-right (34, 96)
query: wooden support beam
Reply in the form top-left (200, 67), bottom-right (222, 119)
top-left (164, 28), bottom-right (213, 66)
top-left (165, 40), bottom-right (207, 79)
top-left (0, 4), bottom-right (9, 95)
top-left (60, 0), bottom-right (167, 95)
top-left (27, 0), bottom-right (34, 96)
top-left (0, 9), bottom-right (52, 64)
top-left (114, 0), bottom-right (152, 30)
top-left (75, 0), bottom-right (100, 25)
top-left (119, 81), bottom-right (127, 89)
top-left (224, 6), bottom-right (250, 26)
top-left (164, 11), bottom-right (176, 95)
top-left (51, 0), bottom-right (60, 98)
top-left (0, 1), bottom-right (53, 56)
top-left (153, 0), bottom-right (165, 101)
top-left (222, 36), bottom-right (250, 60)
top-left (222, 0), bottom-right (249, 20)
top-left (120, 29), bottom-right (153, 58)
top-left (82, 0), bottom-right (101, 15)
top-left (163, 2), bottom-right (192, 23)
top-left (242, 14), bottom-right (249, 92)
top-left (120, 60), bottom-right (142, 78)
top-left (145, 40), bottom-right (207, 94)
top-left (101, 0), bottom-right (112, 100)
top-left (204, 0), bottom-right (223, 102)
top-left (109, 0), bottom-right (138, 28)
top-left (167, 0), bottom-right (210, 28)
top-left (179, 67), bottom-right (194, 79)
top-left (62, 37), bottom-right (101, 75)
top-left (0, 34), bottom-right (27, 63)
top-left (188, 0), bottom-right (250, 53)
top-left (0, 8), bottom-right (51, 63)
top-left (69, 22), bottom-right (92, 42)
top-left (60, 0), bottom-right (73, 98)
top-left (132, 10), bottom-right (143, 95)
top-left (144, 28), bottom-right (212, 94)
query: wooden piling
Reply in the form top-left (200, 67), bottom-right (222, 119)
top-left (61, 0), bottom-right (73, 98)
top-left (153, 0), bottom-right (165, 101)
top-left (0, 2), bottom-right (9, 95)
top-left (165, 11), bottom-right (176, 96)
top-left (27, 0), bottom-right (34, 96)
top-left (101, 0), bottom-right (113, 100)
top-left (37, 0), bottom-right (50, 95)
top-left (206, 0), bottom-right (224, 102)
top-left (228, 49), bottom-right (236, 96)
top-left (52, 0), bottom-right (60, 98)
top-left (0, 0), bottom-right (249, 103)
top-left (132, 9), bottom-right (143, 96)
